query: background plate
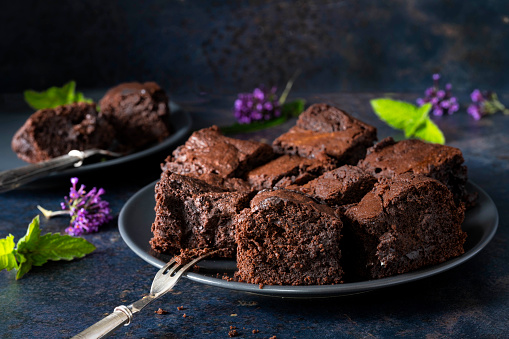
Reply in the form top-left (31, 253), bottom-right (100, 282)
top-left (0, 101), bottom-right (192, 181)
top-left (118, 181), bottom-right (499, 298)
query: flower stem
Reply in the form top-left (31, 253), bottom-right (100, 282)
top-left (37, 205), bottom-right (69, 219)
top-left (279, 69), bottom-right (301, 106)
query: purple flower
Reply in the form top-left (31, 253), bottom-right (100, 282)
top-left (233, 86), bottom-right (282, 124)
top-left (467, 89), bottom-right (509, 120)
top-left (417, 74), bottom-right (459, 116)
top-left (61, 177), bottom-right (112, 236)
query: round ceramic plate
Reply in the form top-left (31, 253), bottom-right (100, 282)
top-left (0, 101), bottom-right (192, 179)
top-left (118, 181), bottom-right (499, 298)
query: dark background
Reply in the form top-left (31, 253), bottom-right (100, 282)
top-left (1, 0), bottom-right (508, 96)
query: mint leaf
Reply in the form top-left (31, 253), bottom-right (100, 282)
top-left (23, 81), bottom-right (92, 110)
top-left (1, 216), bottom-right (96, 280)
top-left (371, 98), bottom-right (445, 144)
top-left (16, 215), bottom-right (42, 253)
top-left (282, 99), bottom-right (306, 118)
top-left (404, 103), bottom-right (432, 138)
top-left (413, 119), bottom-right (445, 145)
top-left (370, 99), bottom-right (421, 130)
top-left (30, 233), bottom-right (95, 266)
top-left (0, 235), bottom-right (18, 271)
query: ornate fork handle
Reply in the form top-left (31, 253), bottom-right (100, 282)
top-left (71, 250), bottom-right (217, 339)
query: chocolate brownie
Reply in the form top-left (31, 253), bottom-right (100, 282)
top-left (150, 172), bottom-right (251, 257)
top-left (273, 103), bottom-right (377, 164)
top-left (99, 81), bottom-right (171, 150)
top-left (246, 154), bottom-right (336, 191)
top-left (234, 189), bottom-right (344, 285)
top-left (357, 137), bottom-right (474, 207)
top-left (162, 125), bottom-right (275, 182)
top-left (342, 173), bottom-right (466, 280)
top-left (11, 102), bottom-right (115, 163)
top-left (290, 165), bottom-right (377, 206)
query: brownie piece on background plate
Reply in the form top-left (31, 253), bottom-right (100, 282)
top-left (11, 102), bottom-right (115, 163)
top-left (234, 189), bottom-right (344, 286)
top-left (342, 173), bottom-right (466, 280)
top-left (273, 103), bottom-right (377, 165)
top-left (99, 81), bottom-right (172, 150)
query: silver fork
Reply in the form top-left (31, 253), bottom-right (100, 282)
top-left (71, 250), bottom-right (218, 339)
top-left (0, 149), bottom-right (123, 193)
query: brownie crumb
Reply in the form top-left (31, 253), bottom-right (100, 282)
top-left (269, 336), bottom-right (277, 339)
top-left (228, 329), bottom-right (239, 337)
top-left (155, 308), bottom-right (168, 315)
top-left (259, 284), bottom-right (264, 289)
top-left (177, 306), bottom-right (185, 311)
top-left (183, 313), bottom-right (187, 318)
top-left (252, 329), bottom-right (260, 334)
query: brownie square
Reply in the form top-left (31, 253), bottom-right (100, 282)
top-left (234, 189), bottom-right (344, 285)
top-left (99, 81), bottom-right (171, 150)
top-left (273, 103), bottom-right (377, 164)
top-left (342, 173), bottom-right (466, 280)
top-left (11, 102), bottom-right (115, 163)
top-left (246, 154), bottom-right (336, 191)
top-left (162, 126), bottom-right (275, 182)
top-left (291, 165), bottom-right (377, 206)
top-left (357, 137), bottom-right (474, 207)
top-left (150, 172), bottom-right (251, 257)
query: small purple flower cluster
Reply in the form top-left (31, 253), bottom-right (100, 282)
top-left (417, 74), bottom-right (459, 116)
top-left (233, 86), bottom-right (281, 124)
top-left (467, 89), bottom-right (508, 120)
top-left (61, 178), bottom-right (112, 236)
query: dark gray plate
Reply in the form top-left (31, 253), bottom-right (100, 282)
top-left (118, 181), bottom-right (499, 298)
top-left (0, 101), bottom-right (192, 179)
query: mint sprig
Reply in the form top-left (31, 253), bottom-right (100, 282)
top-left (23, 80), bottom-right (93, 110)
top-left (370, 98), bottom-right (445, 144)
top-left (0, 216), bottom-right (95, 279)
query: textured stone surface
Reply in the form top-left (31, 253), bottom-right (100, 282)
top-left (0, 92), bottom-right (508, 338)
top-left (1, 1), bottom-right (509, 94)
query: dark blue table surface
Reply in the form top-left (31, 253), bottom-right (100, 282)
top-left (0, 92), bottom-right (507, 338)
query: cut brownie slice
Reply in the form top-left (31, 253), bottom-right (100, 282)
top-left (246, 154), bottom-right (336, 191)
top-left (273, 103), bottom-right (377, 164)
top-left (234, 189), bottom-right (344, 285)
top-left (99, 81), bottom-right (172, 150)
top-left (290, 165), bottom-right (377, 206)
top-left (162, 125), bottom-right (275, 182)
top-left (342, 173), bottom-right (466, 280)
top-left (150, 172), bottom-right (251, 257)
top-left (357, 137), bottom-right (474, 207)
top-left (11, 102), bottom-right (115, 163)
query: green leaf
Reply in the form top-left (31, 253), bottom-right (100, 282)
top-left (23, 81), bottom-right (92, 110)
top-left (413, 119), bottom-right (446, 144)
top-left (8, 215), bottom-right (96, 279)
top-left (282, 99), bottom-right (306, 118)
top-left (220, 116), bottom-right (288, 135)
top-left (404, 103), bottom-right (432, 138)
top-left (30, 233), bottom-right (96, 266)
top-left (370, 99), bottom-right (422, 130)
top-left (371, 98), bottom-right (445, 144)
top-left (0, 235), bottom-right (18, 271)
top-left (16, 257), bottom-right (33, 280)
top-left (16, 216), bottom-right (41, 254)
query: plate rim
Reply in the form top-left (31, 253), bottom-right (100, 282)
top-left (118, 180), bottom-right (499, 297)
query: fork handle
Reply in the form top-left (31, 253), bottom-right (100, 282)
top-left (0, 150), bottom-right (86, 193)
top-left (71, 306), bottom-right (133, 339)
